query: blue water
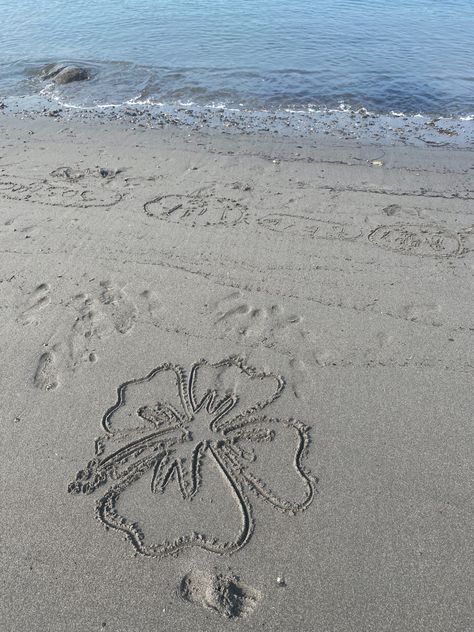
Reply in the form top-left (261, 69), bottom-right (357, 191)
top-left (0, 0), bottom-right (473, 116)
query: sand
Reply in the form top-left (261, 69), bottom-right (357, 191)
top-left (0, 111), bottom-right (473, 631)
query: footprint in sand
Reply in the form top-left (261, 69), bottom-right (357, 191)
top-left (17, 283), bottom-right (51, 326)
top-left (212, 291), bottom-right (303, 348)
top-left (33, 350), bottom-right (59, 391)
top-left (32, 282), bottom-right (139, 389)
top-left (178, 570), bottom-right (261, 619)
top-left (287, 356), bottom-right (309, 399)
top-left (99, 281), bottom-right (138, 334)
top-left (65, 294), bottom-right (113, 369)
top-left (398, 302), bottom-right (443, 327)
top-left (139, 289), bottom-right (163, 327)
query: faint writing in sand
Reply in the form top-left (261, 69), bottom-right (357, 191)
top-left (258, 213), bottom-right (362, 241)
top-left (368, 224), bottom-right (462, 257)
top-left (69, 357), bottom-right (315, 558)
top-left (144, 194), bottom-right (247, 226)
top-left (0, 175), bottom-right (122, 208)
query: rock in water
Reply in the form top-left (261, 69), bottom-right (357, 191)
top-left (42, 64), bottom-right (67, 80)
top-left (53, 66), bottom-right (89, 84)
top-left (42, 64), bottom-right (89, 84)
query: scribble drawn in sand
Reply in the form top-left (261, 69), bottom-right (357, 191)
top-left (368, 224), bottom-right (462, 257)
top-left (141, 198), bottom-right (465, 264)
top-left (0, 175), bottom-right (122, 208)
top-left (144, 194), bottom-right (248, 226)
top-left (69, 357), bottom-right (315, 558)
top-left (257, 213), bottom-right (362, 241)
top-left (179, 570), bottom-right (261, 619)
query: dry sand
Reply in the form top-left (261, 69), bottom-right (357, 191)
top-left (0, 112), bottom-right (473, 631)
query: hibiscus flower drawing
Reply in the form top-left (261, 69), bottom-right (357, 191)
top-left (69, 357), bottom-right (316, 558)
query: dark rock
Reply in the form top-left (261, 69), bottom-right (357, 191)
top-left (53, 66), bottom-right (89, 84)
top-left (42, 64), bottom-right (89, 85)
top-left (42, 64), bottom-right (67, 80)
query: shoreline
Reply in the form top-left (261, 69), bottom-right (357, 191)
top-left (1, 95), bottom-right (474, 149)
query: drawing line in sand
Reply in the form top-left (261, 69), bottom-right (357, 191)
top-left (368, 224), bottom-right (462, 257)
top-left (143, 194), bottom-right (465, 257)
top-left (69, 357), bottom-right (316, 559)
top-left (257, 212), bottom-right (362, 241)
top-left (0, 175), bottom-right (122, 208)
top-left (144, 194), bottom-right (248, 226)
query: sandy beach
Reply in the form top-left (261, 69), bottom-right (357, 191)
top-left (1, 111), bottom-right (473, 631)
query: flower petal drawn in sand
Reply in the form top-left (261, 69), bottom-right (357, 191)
top-left (69, 357), bottom-right (316, 558)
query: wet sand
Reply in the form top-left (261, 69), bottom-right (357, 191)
top-left (0, 112), bottom-right (473, 631)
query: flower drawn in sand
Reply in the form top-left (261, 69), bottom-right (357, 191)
top-left (69, 357), bottom-right (316, 558)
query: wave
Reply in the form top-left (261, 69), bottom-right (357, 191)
top-left (1, 59), bottom-right (473, 146)
top-left (1, 58), bottom-right (474, 117)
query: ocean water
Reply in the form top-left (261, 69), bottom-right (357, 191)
top-left (0, 0), bottom-right (473, 118)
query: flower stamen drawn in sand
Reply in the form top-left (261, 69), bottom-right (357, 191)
top-left (69, 357), bottom-right (316, 558)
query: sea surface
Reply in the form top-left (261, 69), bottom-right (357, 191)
top-left (0, 0), bottom-right (473, 130)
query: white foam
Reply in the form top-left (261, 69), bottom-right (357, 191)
top-left (96, 103), bottom-right (123, 109)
